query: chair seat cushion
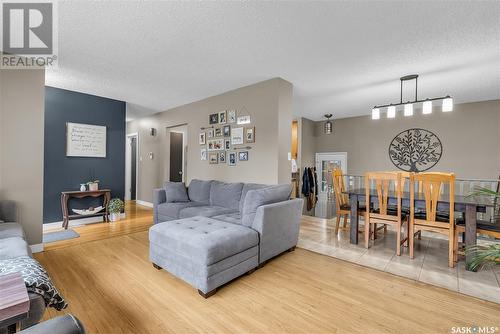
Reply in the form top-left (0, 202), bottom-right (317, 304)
top-left (157, 202), bottom-right (204, 219)
top-left (340, 204), bottom-right (366, 212)
top-left (149, 217), bottom-right (259, 265)
top-left (179, 206), bottom-right (237, 219)
top-left (0, 223), bottom-right (25, 239)
top-left (456, 220), bottom-right (500, 232)
top-left (212, 212), bottom-right (242, 225)
top-left (0, 237), bottom-right (30, 260)
top-left (414, 212), bottom-right (450, 223)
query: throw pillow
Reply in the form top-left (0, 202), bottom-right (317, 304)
top-left (164, 182), bottom-right (189, 203)
top-left (241, 184), bottom-right (292, 227)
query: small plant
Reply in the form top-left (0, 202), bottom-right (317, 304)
top-left (108, 198), bottom-right (125, 214)
top-left (86, 180), bottom-right (100, 185)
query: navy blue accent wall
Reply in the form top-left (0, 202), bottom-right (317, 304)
top-left (43, 87), bottom-right (126, 224)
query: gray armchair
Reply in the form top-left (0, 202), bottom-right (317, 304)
top-left (19, 315), bottom-right (85, 334)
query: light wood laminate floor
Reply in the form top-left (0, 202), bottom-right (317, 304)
top-left (36, 202), bottom-right (500, 333)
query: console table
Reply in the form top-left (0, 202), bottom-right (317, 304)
top-left (0, 272), bottom-right (30, 333)
top-left (60, 189), bottom-right (111, 229)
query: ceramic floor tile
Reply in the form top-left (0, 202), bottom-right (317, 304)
top-left (385, 253), bottom-right (425, 280)
top-left (356, 248), bottom-right (395, 271)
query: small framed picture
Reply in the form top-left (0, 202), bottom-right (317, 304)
top-left (218, 110), bottom-right (227, 124)
top-left (228, 110), bottom-right (236, 123)
top-left (200, 149), bottom-right (207, 161)
top-left (238, 151), bottom-right (249, 161)
top-left (209, 113), bottom-right (219, 125)
top-left (209, 152), bottom-right (218, 164)
top-left (237, 115), bottom-right (251, 125)
top-left (224, 139), bottom-right (231, 150)
top-left (245, 127), bottom-right (255, 143)
top-left (228, 152), bottom-right (237, 166)
top-left (207, 129), bottom-right (214, 138)
top-left (215, 127), bottom-right (222, 137)
top-left (219, 151), bottom-right (226, 163)
top-left (208, 138), bottom-right (224, 151)
top-left (231, 127), bottom-right (244, 145)
top-left (223, 125), bottom-right (231, 137)
top-left (199, 132), bottom-right (206, 145)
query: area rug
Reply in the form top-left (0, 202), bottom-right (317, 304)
top-left (43, 229), bottom-right (80, 243)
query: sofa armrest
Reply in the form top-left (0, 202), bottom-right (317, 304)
top-left (0, 200), bottom-right (18, 222)
top-left (153, 188), bottom-right (167, 224)
top-left (252, 198), bottom-right (304, 263)
top-left (19, 315), bottom-right (85, 334)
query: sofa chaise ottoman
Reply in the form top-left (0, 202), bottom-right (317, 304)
top-left (150, 180), bottom-right (304, 297)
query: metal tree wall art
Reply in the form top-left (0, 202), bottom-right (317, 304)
top-left (388, 128), bottom-right (442, 172)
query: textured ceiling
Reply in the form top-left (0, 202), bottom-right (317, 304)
top-left (46, 1), bottom-right (500, 121)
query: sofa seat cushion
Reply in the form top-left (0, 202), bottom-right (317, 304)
top-left (210, 181), bottom-right (244, 210)
top-left (157, 202), bottom-right (204, 220)
top-left (179, 206), bottom-right (236, 219)
top-left (212, 212), bottom-right (242, 225)
top-left (188, 179), bottom-right (213, 204)
top-left (0, 223), bottom-right (25, 239)
top-left (0, 237), bottom-right (30, 260)
top-left (149, 217), bottom-right (259, 265)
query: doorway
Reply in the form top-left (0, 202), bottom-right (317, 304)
top-left (315, 152), bottom-right (347, 200)
top-left (167, 124), bottom-right (188, 183)
top-left (125, 133), bottom-right (139, 201)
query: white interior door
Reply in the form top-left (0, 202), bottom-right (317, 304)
top-left (315, 152), bottom-right (347, 199)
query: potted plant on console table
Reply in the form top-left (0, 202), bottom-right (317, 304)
top-left (108, 198), bottom-right (125, 222)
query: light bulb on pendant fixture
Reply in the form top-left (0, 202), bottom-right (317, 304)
top-left (442, 96), bottom-right (453, 112)
top-left (387, 105), bottom-right (396, 118)
top-left (371, 108), bottom-right (380, 120)
top-left (323, 114), bottom-right (333, 134)
top-left (404, 103), bottom-right (413, 116)
top-left (422, 100), bottom-right (432, 114)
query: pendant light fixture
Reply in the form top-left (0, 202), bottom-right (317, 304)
top-left (371, 74), bottom-right (453, 119)
top-left (324, 114), bottom-right (333, 134)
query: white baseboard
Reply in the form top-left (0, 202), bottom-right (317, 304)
top-left (136, 200), bottom-right (153, 208)
top-left (43, 213), bottom-right (127, 231)
top-left (30, 243), bottom-right (44, 253)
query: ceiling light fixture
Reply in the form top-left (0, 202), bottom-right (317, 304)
top-left (324, 114), bottom-right (333, 134)
top-left (371, 74), bottom-right (452, 119)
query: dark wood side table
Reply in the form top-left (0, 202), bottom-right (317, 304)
top-left (60, 189), bottom-right (111, 229)
top-left (0, 272), bottom-right (30, 333)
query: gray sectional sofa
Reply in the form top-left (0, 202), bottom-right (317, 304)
top-left (150, 180), bottom-right (304, 297)
top-left (0, 200), bottom-right (46, 330)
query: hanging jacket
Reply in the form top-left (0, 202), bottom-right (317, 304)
top-left (302, 168), bottom-right (311, 197)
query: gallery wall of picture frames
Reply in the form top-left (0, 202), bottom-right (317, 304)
top-left (200, 109), bottom-right (254, 166)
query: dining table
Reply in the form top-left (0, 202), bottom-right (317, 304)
top-left (345, 188), bottom-right (494, 271)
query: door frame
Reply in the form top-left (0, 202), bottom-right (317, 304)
top-left (125, 133), bottom-right (139, 201)
top-left (315, 152), bottom-right (348, 199)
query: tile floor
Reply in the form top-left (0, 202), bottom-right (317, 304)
top-left (298, 215), bottom-right (500, 304)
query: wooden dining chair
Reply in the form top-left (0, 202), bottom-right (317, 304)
top-left (364, 172), bottom-right (408, 255)
top-left (409, 172), bottom-right (456, 268)
top-left (332, 169), bottom-right (364, 235)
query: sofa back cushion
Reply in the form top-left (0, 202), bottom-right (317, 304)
top-left (239, 183), bottom-right (269, 213)
top-left (188, 179), bottom-right (213, 204)
top-left (241, 184), bottom-right (292, 227)
top-left (210, 181), bottom-right (244, 210)
top-left (164, 182), bottom-right (189, 203)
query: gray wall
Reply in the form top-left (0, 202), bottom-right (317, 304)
top-left (307, 100), bottom-right (500, 179)
top-left (127, 78), bottom-right (293, 203)
top-left (0, 69), bottom-right (45, 245)
top-left (297, 117), bottom-right (316, 172)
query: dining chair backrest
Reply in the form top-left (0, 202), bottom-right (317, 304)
top-left (410, 172), bottom-right (455, 223)
top-left (365, 172), bottom-right (403, 218)
top-left (332, 169), bottom-right (349, 210)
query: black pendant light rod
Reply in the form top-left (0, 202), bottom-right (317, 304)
top-left (375, 74), bottom-right (450, 109)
